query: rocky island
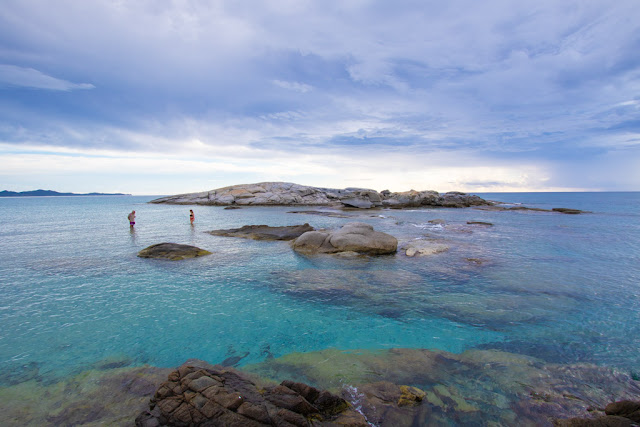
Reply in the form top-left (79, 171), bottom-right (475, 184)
top-left (150, 182), bottom-right (491, 209)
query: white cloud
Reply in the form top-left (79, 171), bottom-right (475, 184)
top-left (272, 80), bottom-right (313, 93)
top-left (0, 65), bottom-right (94, 90)
top-left (0, 0), bottom-right (639, 192)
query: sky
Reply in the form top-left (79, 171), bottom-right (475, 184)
top-left (1, 0), bottom-right (639, 195)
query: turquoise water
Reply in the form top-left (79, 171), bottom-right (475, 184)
top-left (0, 193), bottom-right (639, 384)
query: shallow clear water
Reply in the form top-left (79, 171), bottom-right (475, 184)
top-left (0, 192), bottom-right (638, 384)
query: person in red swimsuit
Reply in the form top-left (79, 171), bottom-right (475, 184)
top-left (189, 209), bottom-right (194, 224)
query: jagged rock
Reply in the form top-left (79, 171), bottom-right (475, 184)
top-left (207, 224), bottom-right (314, 241)
top-left (149, 182), bottom-right (491, 209)
top-left (292, 222), bottom-right (397, 255)
top-left (137, 243), bottom-right (212, 260)
top-left (135, 359), bottom-right (367, 427)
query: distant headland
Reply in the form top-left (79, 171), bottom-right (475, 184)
top-left (0, 190), bottom-right (130, 197)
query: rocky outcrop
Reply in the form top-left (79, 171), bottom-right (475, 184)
top-left (291, 222), bottom-right (398, 255)
top-left (137, 243), bottom-right (212, 260)
top-left (135, 359), bottom-right (367, 427)
top-left (381, 190), bottom-right (488, 208)
top-left (208, 224), bottom-right (314, 241)
top-left (150, 182), bottom-right (491, 209)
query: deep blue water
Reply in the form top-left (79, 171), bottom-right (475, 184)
top-left (0, 192), bottom-right (638, 383)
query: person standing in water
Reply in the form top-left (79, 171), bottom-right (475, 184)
top-left (189, 209), bottom-right (194, 225)
top-left (128, 210), bottom-right (136, 227)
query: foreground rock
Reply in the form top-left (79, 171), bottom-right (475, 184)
top-left (135, 359), bottom-right (367, 426)
top-left (208, 224), bottom-right (314, 241)
top-left (150, 182), bottom-right (491, 209)
top-left (137, 243), bottom-right (212, 260)
top-left (292, 222), bottom-right (398, 255)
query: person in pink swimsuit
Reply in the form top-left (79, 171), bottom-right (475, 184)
top-left (128, 210), bottom-right (136, 227)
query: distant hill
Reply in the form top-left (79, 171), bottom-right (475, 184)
top-left (0, 190), bottom-right (130, 197)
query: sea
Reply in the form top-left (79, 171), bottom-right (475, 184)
top-left (0, 192), bottom-right (639, 422)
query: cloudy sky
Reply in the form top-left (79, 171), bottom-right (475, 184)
top-left (1, 0), bottom-right (639, 195)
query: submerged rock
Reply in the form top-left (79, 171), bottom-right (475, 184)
top-left (208, 223), bottom-right (314, 241)
top-left (401, 240), bottom-right (450, 257)
top-left (135, 359), bottom-right (367, 426)
top-left (244, 347), bottom-right (640, 427)
top-left (292, 222), bottom-right (398, 255)
top-left (0, 365), bottom-right (171, 426)
top-left (137, 243), bottom-right (212, 260)
top-left (149, 182), bottom-right (491, 209)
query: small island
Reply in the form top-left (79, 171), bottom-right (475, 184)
top-left (0, 189), bottom-right (130, 197)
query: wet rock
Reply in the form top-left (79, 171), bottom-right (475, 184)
top-left (136, 359), bottom-right (367, 426)
top-left (208, 223), bottom-right (314, 241)
top-left (398, 385), bottom-right (426, 406)
top-left (467, 221), bottom-right (493, 226)
top-left (292, 222), bottom-right (397, 255)
top-left (552, 208), bottom-right (586, 215)
top-left (137, 243), bottom-right (212, 260)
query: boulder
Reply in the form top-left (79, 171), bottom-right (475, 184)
top-left (135, 359), bottom-right (367, 427)
top-left (207, 224), bottom-right (314, 241)
top-left (292, 222), bottom-right (397, 255)
top-left (137, 243), bottom-right (212, 260)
